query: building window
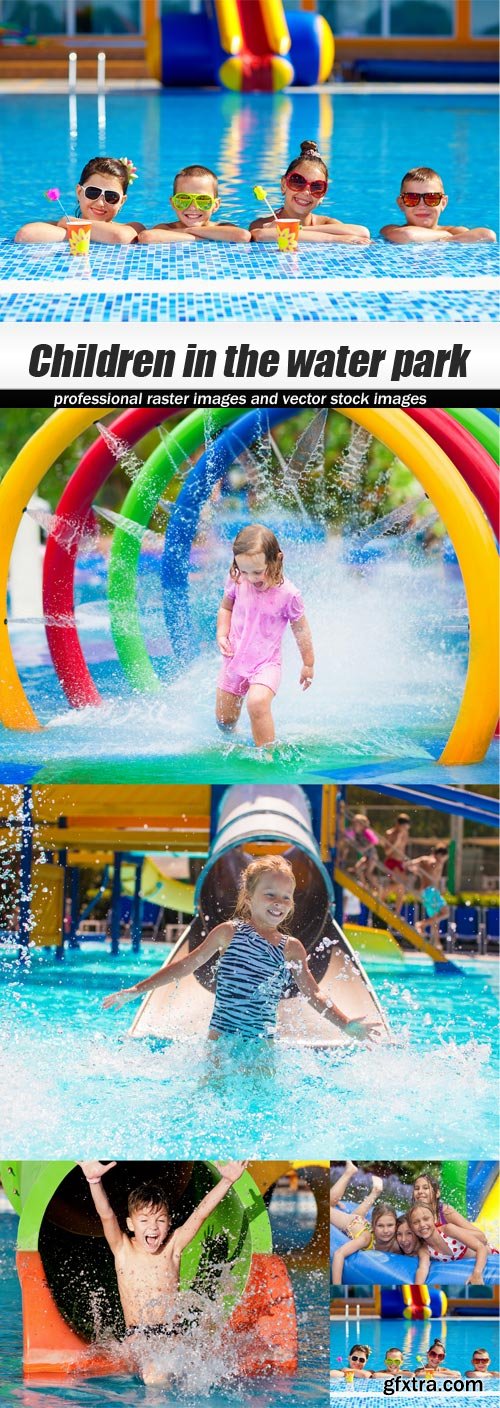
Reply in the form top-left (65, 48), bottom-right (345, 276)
top-left (471, 0), bottom-right (499, 35)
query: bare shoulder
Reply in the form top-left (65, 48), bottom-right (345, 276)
top-left (284, 935), bottom-right (306, 960)
top-left (210, 920), bottom-right (235, 949)
top-left (312, 214), bottom-right (342, 227)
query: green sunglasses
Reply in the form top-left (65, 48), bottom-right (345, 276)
top-left (172, 192), bottom-right (216, 212)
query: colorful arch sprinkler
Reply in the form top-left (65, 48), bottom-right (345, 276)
top-left (0, 1160), bottom-right (297, 1379)
top-left (0, 407), bottom-right (498, 765)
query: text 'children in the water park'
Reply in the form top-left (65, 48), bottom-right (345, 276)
top-left (28, 340), bottom-right (471, 383)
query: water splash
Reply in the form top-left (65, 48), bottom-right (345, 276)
top-left (96, 422), bottom-right (145, 484)
top-left (93, 505), bottom-right (163, 554)
top-left (26, 506), bottom-right (98, 555)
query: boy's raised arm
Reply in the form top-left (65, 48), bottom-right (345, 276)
top-left (171, 1161), bottom-right (247, 1256)
top-left (79, 1161), bottom-right (123, 1252)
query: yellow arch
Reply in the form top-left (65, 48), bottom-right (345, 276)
top-left (0, 407), bottom-right (497, 764)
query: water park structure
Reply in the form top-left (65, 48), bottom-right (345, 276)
top-left (330, 1161), bottom-right (499, 1288)
top-left (1, 2), bottom-right (497, 87)
top-left (2, 778), bottom-right (498, 986)
top-left (0, 406), bottom-right (498, 771)
top-left (0, 1158), bottom-right (329, 1379)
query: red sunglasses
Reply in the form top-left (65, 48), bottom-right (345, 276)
top-left (401, 190), bottom-right (443, 208)
top-left (285, 172), bottom-right (328, 198)
top-left (429, 1352), bottom-right (445, 1361)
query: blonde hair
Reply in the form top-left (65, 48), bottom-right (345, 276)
top-left (230, 524), bottom-right (284, 587)
top-left (353, 813), bottom-right (370, 827)
top-left (235, 856), bottom-right (295, 928)
top-left (400, 167), bottom-right (443, 191)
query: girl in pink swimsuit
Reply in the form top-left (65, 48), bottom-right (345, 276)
top-left (215, 524), bottom-right (315, 748)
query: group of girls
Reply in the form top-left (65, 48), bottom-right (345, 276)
top-left (331, 1163), bottom-right (497, 1286)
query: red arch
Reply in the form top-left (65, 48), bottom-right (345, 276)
top-left (42, 409), bottom-right (176, 708)
top-left (407, 409), bottom-right (499, 536)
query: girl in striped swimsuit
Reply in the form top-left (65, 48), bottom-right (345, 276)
top-left (104, 856), bottom-right (382, 1044)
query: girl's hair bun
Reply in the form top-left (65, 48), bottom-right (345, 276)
top-left (300, 140), bottom-right (320, 156)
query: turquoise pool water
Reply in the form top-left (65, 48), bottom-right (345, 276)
top-left (0, 91), bottom-right (497, 322)
top-left (0, 1208), bottom-right (329, 1406)
top-left (0, 946), bottom-right (497, 1159)
top-left (330, 1317), bottom-right (499, 1380)
top-left (1, 91), bottom-right (497, 236)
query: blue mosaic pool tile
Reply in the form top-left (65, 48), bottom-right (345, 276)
top-left (1, 237), bottom-right (498, 284)
top-left (0, 288), bottom-right (495, 322)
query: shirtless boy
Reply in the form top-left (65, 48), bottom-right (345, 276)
top-left (382, 813), bottom-right (411, 916)
top-left (139, 165), bottom-right (250, 244)
top-left (381, 167), bottom-right (496, 244)
top-left (406, 843), bottom-right (449, 947)
top-left (80, 1159), bottom-right (246, 1383)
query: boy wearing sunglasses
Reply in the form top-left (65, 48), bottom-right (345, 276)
top-left (140, 165), bottom-right (250, 244)
top-left (465, 1350), bottom-right (499, 1381)
top-left (381, 166), bottom-right (496, 243)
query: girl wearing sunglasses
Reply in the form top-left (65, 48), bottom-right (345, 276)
top-left (250, 140), bottom-right (370, 245)
top-left (330, 1344), bottom-right (372, 1380)
top-left (15, 157), bottom-right (143, 246)
top-left (140, 164), bottom-right (250, 243)
top-left (415, 1340), bottom-right (460, 1379)
top-left (381, 165), bottom-right (496, 244)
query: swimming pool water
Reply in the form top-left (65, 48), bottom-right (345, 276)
top-left (0, 1209), bottom-right (329, 1407)
top-left (2, 92), bottom-right (498, 234)
top-left (1, 91), bottom-right (498, 322)
top-left (330, 1317), bottom-right (499, 1381)
top-left (0, 947), bottom-right (497, 1159)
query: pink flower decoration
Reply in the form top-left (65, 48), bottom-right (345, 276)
top-left (45, 188), bottom-right (61, 202)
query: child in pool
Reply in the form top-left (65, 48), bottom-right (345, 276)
top-left (464, 1349), bottom-right (499, 1381)
top-left (250, 140), bottom-right (370, 245)
top-left (330, 1161), bottom-right (384, 1240)
top-left (215, 523), bottom-right (314, 749)
top-left (79, 1159), bottom-right (246, 1386)
top-left (139, 165), bottom-right (250, 244)
top-left (395, 1213), bottom-right (434, 1280)
top-left (381, 166), bottom-right (497, 244)
top-left (103, 855), bottom-right (382, 1043)
top-left (410, 1172), bottom-right (492, 1248)
top-left (330, 1344), bottom-right (372, 1380)
top-left (15, 157), bottom-right (143, 245)
top-left (415, 1340), bottom-right (461, 1379)
top-left (342, 813), bottom-right (380, 891)
top-left (371, 1348), bottom-right (405, 1379)
top-left (406, 847), bottom-right (449, 947)
top-left (408, 1203), bottom-right (491, 1285)
top-left (331, 1201), bottom-right (399, 1285)
top-left (382, 813), bottom-right (411, 916)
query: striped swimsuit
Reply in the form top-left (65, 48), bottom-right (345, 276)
top-left (210, 921), bottom-right (288, 1039)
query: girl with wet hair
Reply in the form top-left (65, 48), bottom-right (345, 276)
top-left (250, 140), bottom-right (370, 244)
top-left (104, 854), bottom-right (382, 1044)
